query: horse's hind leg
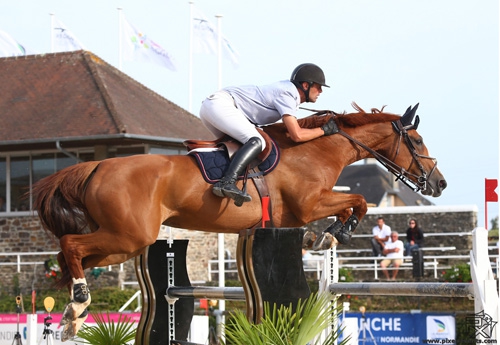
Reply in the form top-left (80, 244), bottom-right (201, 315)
top-left (57, 230), bottom-right (154, 341)
top-left (57, 238), bottom-right (92, 341)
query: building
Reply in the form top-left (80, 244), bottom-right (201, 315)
top-left (0, 50), bottom-right (212, 213)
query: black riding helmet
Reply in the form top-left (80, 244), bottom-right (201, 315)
top-left (290, 63), bottom-right (329, 102)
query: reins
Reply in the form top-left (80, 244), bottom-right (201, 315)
top-left (301, 108), bottom-right (438, 193)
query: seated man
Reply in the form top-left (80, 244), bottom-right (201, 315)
top-left (380, 232), bottom-right (404, 280)
top-left (371, 216), bottom-right (391, 256)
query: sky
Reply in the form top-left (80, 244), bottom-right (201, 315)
top-left (1, 0), bottom-right (498, 228)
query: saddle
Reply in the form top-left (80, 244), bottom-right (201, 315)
top-left (184, 128), bottom-right (276, 227)
top-left (183, 128), bottom-right (274, 168)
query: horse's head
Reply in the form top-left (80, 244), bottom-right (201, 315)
top-left (325, 103), bottom-right (447, 198)
top-left (387, 104), bottom-right (447, 197)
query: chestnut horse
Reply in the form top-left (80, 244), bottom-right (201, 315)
top-left (32, 103), bottom-right (446, 341)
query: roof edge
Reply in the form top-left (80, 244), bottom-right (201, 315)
top-left (0, 134), bottom-right (186, 147)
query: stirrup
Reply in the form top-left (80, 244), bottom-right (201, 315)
top-left (212, 181), bottom-right (227, 198)
top-left (212, 180), bottom-right (252, 203)
top-left (221, 185), bottom-right (252, 204)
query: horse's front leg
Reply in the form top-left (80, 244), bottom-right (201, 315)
top-left (318, 213), bottom-right (360, 246)
top-left (302, 192), bottom-right (367, 250)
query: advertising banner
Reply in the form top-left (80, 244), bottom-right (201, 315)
top-left (0, 312), bottom-right (141, 345)
top-left (340, 312), bottom-right (455, 345)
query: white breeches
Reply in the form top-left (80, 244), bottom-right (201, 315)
top-left (200, 91), bottom-right (264, 152)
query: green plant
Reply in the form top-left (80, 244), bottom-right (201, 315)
top-left (223, 292), bottom-right (347, 345)
top-left (442, 263), bottom-right (472, 282)
top-left (44, 256), bottom-right (61, 281)
top-left (338, 267), bottom-right (354, 282)
top-left (76, 311), bottom-right (136, 345)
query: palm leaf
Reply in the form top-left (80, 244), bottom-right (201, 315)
top-left (223, 292), bottom-right (346, 345)
top-left (76, 311), bottom-right (136, 345)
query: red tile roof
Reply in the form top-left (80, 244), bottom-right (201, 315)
top-left (0, 50), bottom-right (213, 149)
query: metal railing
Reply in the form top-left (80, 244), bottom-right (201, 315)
top-left (208, 251), bottom-right (500, 281)
top-left (0, 251), bottom-right (127, 273)
top-left (0, 251), bottom-right (59, 272)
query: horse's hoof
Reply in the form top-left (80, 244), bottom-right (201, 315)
top-left (303, 231), bottom-right (317, 249)
top-left (61, 298), bottom-right (91, 327)
top-left (61, 308), bottom-right (89, 341)
top-left (60, 303), bottom-right (75, 325)
top-left (61, 321), bottom-right (76, 342)
top-left (312, 233), bottom-right (338, 251)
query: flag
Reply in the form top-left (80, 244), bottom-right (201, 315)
top-left (52, 17), bottom-right (86, 52)
top-left (121, 16), bottom-right (177, 71)
top-left (0, 30), bottom-right (35, 57)
top-left (191, 5), bottom-right (239, 67)
top-left (485, 178), bottom-right (498, 202)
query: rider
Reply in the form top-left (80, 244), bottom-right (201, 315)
top-left (199, 63), bottom-right (337, 205)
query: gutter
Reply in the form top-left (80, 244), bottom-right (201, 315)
top-left (0, 133), bottom-right (187, 147)
top-left (56, 141), bottom-right (82, 162)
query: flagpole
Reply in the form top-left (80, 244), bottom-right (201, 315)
top-left (49, 13), bottom-right (55, 53)
top-left (215, 14), bottom-right (225, 342)
top-left (486, 178), bottom-right (489, 229)
top-left (188, 1), bottom-right (194, 113)
top-left (118, 7), bottom-right (123, 70)
top-left (216, 15), bottom-right (223, 90)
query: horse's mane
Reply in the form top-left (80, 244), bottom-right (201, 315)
top-left (295, 102), bottom-right (401, 129)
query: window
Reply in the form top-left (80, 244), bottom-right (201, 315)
top-left (1, 143), bottom-right (179, 214)
top-left (10, 156), bottom-right (30, 212)
top-left (0, 158), bottom-right (5, 212)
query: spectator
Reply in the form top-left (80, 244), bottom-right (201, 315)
top-left (371, 216), bottom-right (391, 256)
top-left (405, 218), bottom-right (424, 255)
top-left (380, 232), bottom-right (405, 280)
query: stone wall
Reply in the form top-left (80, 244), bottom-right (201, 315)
top-left (0, 204), bottom-right (478, 294)
top-left (308, 205), bottom-right (478, 255)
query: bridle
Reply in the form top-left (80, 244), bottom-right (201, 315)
top-left (304, 104), bottom-right (438, 193)
top-left (389, 116), bottom-right (438, 193)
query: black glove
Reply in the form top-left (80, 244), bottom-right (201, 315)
top-left (321, 118), bottom-right (338, 136)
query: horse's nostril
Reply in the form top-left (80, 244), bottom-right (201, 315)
top-left (440, 180), bottom-right (447, 190)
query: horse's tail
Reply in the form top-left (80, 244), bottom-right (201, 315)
top-left (33, 161), bottom-right (101, 239)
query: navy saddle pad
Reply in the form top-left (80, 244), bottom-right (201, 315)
top-left (188, 138), bottom-right (280, 184)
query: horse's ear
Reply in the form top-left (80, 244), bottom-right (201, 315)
top-left (401, 103), bottom-right (419, 127)
top-left (413, 115), bottom-right (420, 130)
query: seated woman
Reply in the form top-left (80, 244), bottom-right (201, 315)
top-left (405, 218), bottom-right (424, 255)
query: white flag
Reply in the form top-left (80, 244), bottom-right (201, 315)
top-left (52, 17), bottom-right (86, 52)
top-left (121, 16), bottom-right (177, 71)
top-left (192, 6), bottom-right (217, 55)
top-left (191, 5), bottom-right (239, 67)
top-left (0, 30), bottom-right (35, 57)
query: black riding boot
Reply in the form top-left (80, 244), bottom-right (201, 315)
top-left (213, 137), bottom-right (262, 203)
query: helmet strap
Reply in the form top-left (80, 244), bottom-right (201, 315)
top-left (297, 82), bottom-right (312, 102)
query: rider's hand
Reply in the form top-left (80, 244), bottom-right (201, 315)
top-left (321, 118), bottom-right (338, 136)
